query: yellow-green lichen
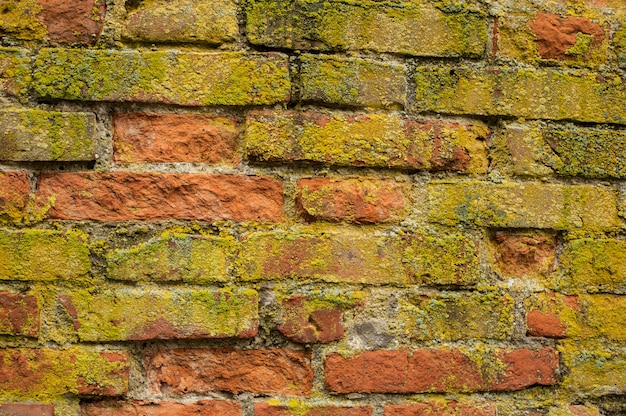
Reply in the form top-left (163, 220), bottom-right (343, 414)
top-left (0, 48), bottom-right (32, 100)
top-left (0, 0), bottom-right (47, 41)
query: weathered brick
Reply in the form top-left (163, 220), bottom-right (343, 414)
top-left (324, 347), bottom-right (559, 393)
top-left (385, 401), bottom-right (496, 416)
top-left (492, 231), bottom-right (557, 277)
top-left (146, 348), bottom-right (313, 395)
top-left (616, 24), bottom-right (626, 68)
top-left (246, 0), bottom-right (487, 57)
top-left (237, 228), bottom-right (408, 285)
top-left (0, 109), bottom-right (95, 162)
top-left (0, 229), bottom-right (90, 281)
top-left (81, 400), bottom-right (242, 416)
top-left (558, 238), bottom-right (626, 293)
top-left (36, 0), bottom-right (106, 44)
top-left (123, 0), bottom-right (238, 45)
top-left (428, 181), bottom-right (620, 230)
top-left (0, 347), bottom-right (129, 397)
top-left (296, 178), bottom-right (409, 224)
top-left (299, 54), bottom-right (406, 108)
top-left (246, 111), bottom-right (488, 172)
top-left (107, 233), bottom-right (234, 283)
top-left (0, 171), bottom-right (30, 222)
top-left (113, 113), bottom-right (239, 164)
top-left (526, 292), bottom-right (626, 340)
top-left (496, 13), bottom-right (608, 66)
top-left (0, 403), bottom-right (54, 416)
top-left (59, 288), bottom-right (258, 341)
top-left (277, 295), bottom-right (362, 344)
top-left (0, 292), bottom-right (39, 337)
top-left (36, 172), bottom-right (283, 222)
top-left (494, 122), bottom-right (626, 179)
top-left (402, 233), bottom-right (481, 286)
top-left (255, 403), bottom-right (371, 416)
top-left (34, 49), bottom-right (290, 106)
top-left (400, 292), bottom-right (514, 340)
top-left (414, 67), bottom-right (626, 124)
top-left (559, 340), bottom-right (626, 394)
top-left (0, 48), bottom-right (31, 99)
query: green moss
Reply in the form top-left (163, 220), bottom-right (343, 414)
top-left (61, 287), bottom-right (258, 341)
top-left (107, 231), bottom-right (234, 283)
top-left (0, 229), bottom-right (91, 281)
top-left (33, 49), bottom-right (290, 105)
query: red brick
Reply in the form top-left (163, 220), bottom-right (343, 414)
top-left (0, 292), bottom-right (39, 337)
top-left (0, 348), bottom-right (129, 396)
top-left (255, 403), bottom-right (371, 416)
top-left (384, 401), bottom-right (496, 416)
top-left (296, 178), bottom-right (408, 223)
top-left (526, 310), bottom-right (567, 338)
top-left (36, 172), bottom-right (283, 222)
top-left (277, 295), bottom-right (357, 343)
top-left (528, 13), bottom-right (605, 60)
top-left (81, 400), bottom-right (242, 416)
top-left (492, 231), bottom-right (557, 277)
top-left (0, 171), bottom-right (30, 221)
top-left (324, 348), bottom-right (559, 393)
top-left (0, 403), bottom-right (54, 416)
top-left (146, 348), bottom-right (313, 396)
top-left (113, 113), bottom-right (240, 164)
top-left (37, 0), bottom-right (106, 44)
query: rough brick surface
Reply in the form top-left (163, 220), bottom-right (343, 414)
top-left (0, 49), bottom-right (32, 99)
top-left (384, 401), bottom-right (496, 416)
top-left (0, 292), bottom-right (39, 337)
top-left (146, 348), bottom-right (313, 395)
top-left (0, 403), bottom-right (54, 416)
top-left (36, 172), bottom-right (283, 222)
top-left (246, 111), bottom-right (488, 172)
top-left (113, 113), bottom-right (240, 164)
top-left (0, 171), bottom-right (30, 222)
top-left (34, 49), bottom-right (290, 106)
top-left (36, 0), bottom-right (106, 44)
top-left (492, 231), bottom-right (557, 277)
top-left (560, 340), bottom-right (626, 393)
top-left (296, 178), bottom-right (408, 223)
top-left (0, 109), bottom-right (95, 161)
top-left (59, 288), bottom-right (258, 341)
top-left (80, 400), bottom-right (242, 416)
top-left (255, 403), bottom-right (372, 416)
top-left (0, 348), bottom-right (129, 397)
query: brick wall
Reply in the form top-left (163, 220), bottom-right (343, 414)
top-left (0, 0), bottom-right (625, 415)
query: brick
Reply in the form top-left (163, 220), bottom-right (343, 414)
top-left (35, 172), bottom-right (283, 222)
top-left (616, 24), bottom-right (626, 68)
top-left (0, 403), bottom-right (54, 416)
top-left (414, 66), bottom-right (626, 124)
top-left (36, 0), bottom-right (106, 44)
top-left (526, 292), bottom-right (626, 340)
top-left (0, 229), bottom-right (91, 281)
top-left (59, 288), bottom-right (257, 342)
top-left (0, 109), bottom-right (95, 162)
top-left (559, 340), bottom-right (626, 394)
top-left (146, 348), bottom-right (313, 395)
top-left (0, 1), bottom-right (47, 41)
top-left (246, 110), bottom-right (488, 173)
top-left (123, 0), bottom-right (238, 45)
top-left (400, 292), bottom-right (514, 341)
top-left (299, 54), bottom-right (406, 108)
top-left (296, 178), bottom-right (408, 224)
top-left (496, 13), bottom-right (608, 66)
top-left (81, 400), bottom-right (242, 416)
top-left (324, 347), bottom-right (559, 393)
top-left (558, 238), bottom-right (626, 293)
top-left (0, 48), bottom-right (32, 99)
top-left (384, 401), bottom-right (496, 416)
top-left (0, 171), bottom-right (30, 222)
top-left (428, 181), bottom-right (620, 230)
top-left (246, 0), bottom-right (487, 57)
top-left (492, 231), bottom-right (557, 277)
top-left (277, 295), bottom-right (362, 344)
top-left (402, 233), bottom-right (481, 286)
top-left (33, 49), bottom-right (290, 106)
top-left (107, 233), bottom-right (234, 283)
top-left (0, 292), bottom-right (39, 337)
top-left (0, 347), bottom-right (129, 397)
top-left (113, 113), bottom-right (239, 164)
top-left (237, 228), bottom-right (408, 285)
top-left (255, 403), bottom-right (371, 416)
